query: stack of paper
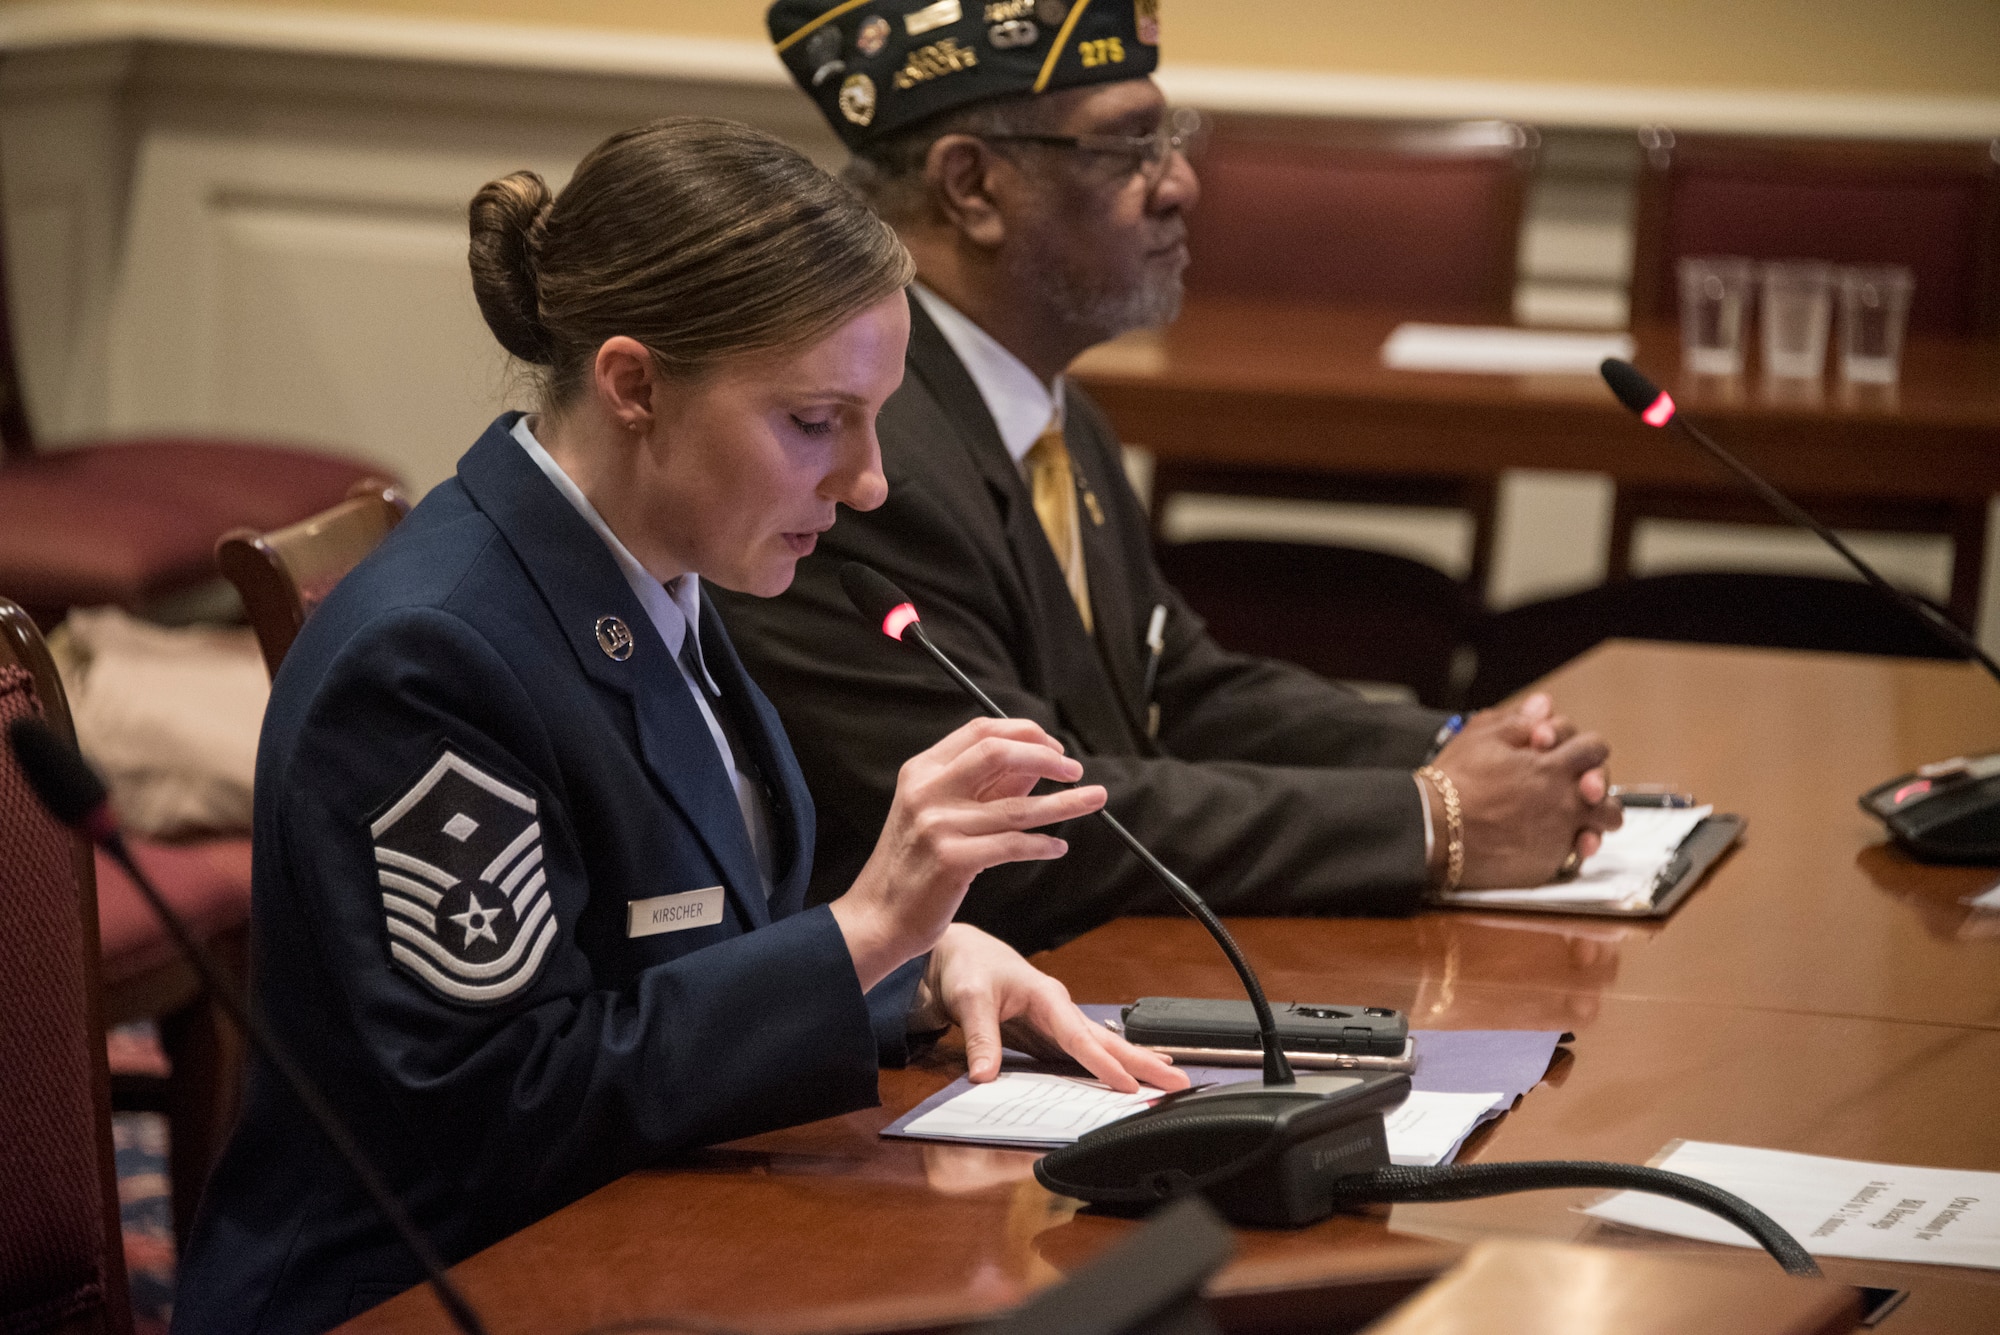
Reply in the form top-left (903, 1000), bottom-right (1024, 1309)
top-left (1448, 806), bottom-right (1711, 912)
top-left (1586, 1140), bottom-right (2000, 1270)
top-left (896, 1074), bottom-right (1505, 1167)
top-left (1380, 324), bottom-right (1635, 375)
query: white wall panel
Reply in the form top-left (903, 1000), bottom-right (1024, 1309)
top-left (210, 195), bottom-right (507, 492)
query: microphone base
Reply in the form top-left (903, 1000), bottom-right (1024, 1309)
top-left (1034, 1073), bottom-right (1408, 1227)
top-left (1862, 753), bottom-right (2000, 864)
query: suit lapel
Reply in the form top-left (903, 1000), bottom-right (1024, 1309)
top-left (902, 298), bottom-right (1139, 753)
top-left (457, 417), bottom-right (773, 930)
top-left (1067, 404), bottom-right (1150, 735)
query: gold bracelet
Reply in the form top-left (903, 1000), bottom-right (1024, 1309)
top-left (1416, 765), bottom-right (1464, 894)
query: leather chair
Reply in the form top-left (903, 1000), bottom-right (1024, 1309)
top-left (1186, 116), bottom-right (1535, 315)
top-left (217, 479), bottom-right (409, 677)
top-left (1629, 129), bottom-right (2000, 337)
top-left (0, 607), bottom-right (134, 1335)
top-left (0, 173), bottom-right (395, 631)
top-left (1466, 571), bottom-right (1966, 708)
top-left (1158, 116), bottom-right (1539, 596)
top-left (1614, 129), bottom-right (2000, 625)
top-left (1154, 540), bottom-right (1479, 709)
top-left (2, 597), bottom-right (250, 1253)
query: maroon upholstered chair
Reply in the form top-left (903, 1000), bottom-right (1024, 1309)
top-left (0, 610), bottom-right (133, 1335)
top-left (1155, 117), bottom-right (1538, 596)
top-left (1629, 129), bottom-right (2000, 336)
top-left (0, 597), bottom-right (250, 1250)
top-left (1616, 129), bottom-right (1999, 626)
top-left (0, 184), bottom-right (393, 630)
top-left (1186, 116), bottom-right (1535, 315)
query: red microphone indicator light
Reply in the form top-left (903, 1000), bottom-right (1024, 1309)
top-left (1601, 358), bottom-right (1677, 428)
top-left (882, 603), bottom-right (920, 641)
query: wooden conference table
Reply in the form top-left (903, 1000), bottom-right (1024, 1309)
top-left (1071, 301), bottom-right (2000, 624)
top-left (341, 642), bottom-right (2000, 1334)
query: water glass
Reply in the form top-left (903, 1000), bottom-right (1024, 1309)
top-left (1676, 256), bottom-right (1755, 376)
top-left (1838, 264), bottom-right (1915, 384)
top-left (1759, 260), bottom-right (1834, 381)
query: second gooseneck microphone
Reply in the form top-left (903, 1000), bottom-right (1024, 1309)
top-left (1599, 357), bottom-right (2000, 685)
top-left (839, 561), bottom-right (1295, 1088)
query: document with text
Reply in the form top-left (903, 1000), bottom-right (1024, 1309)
top-left (896, 1073), bottom-right (1502, 1166)
top-left (1586, 1140), bottom-right (2000, 1269)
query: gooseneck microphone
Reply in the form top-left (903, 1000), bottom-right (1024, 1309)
top-left (1599, 357), bottom-right (2000, 685)
top-left (7, 718), bottom-right (492, 1335)
top-left (841, 562), bottom-right (1294, 1088)
top-left (837, 564), bottom-right (1825, 1272)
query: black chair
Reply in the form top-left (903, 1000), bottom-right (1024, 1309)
top-left (1467, 571), bottom-right (1965, 707)
top-left (1154, 540), bottom-right (1478, 708)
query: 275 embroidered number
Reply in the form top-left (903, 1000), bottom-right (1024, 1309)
top-left (1078, 37), bottom-right (1125, 67)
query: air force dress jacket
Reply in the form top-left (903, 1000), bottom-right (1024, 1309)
top-left (716, 295), bottom-right (1448, 955)
top-left (173, 414), bottom-right (920, 1335)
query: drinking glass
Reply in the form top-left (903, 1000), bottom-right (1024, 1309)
top-left (1759, 260), bottom-right (1835, 381)
top-left (1838, 265), bottom-right (1915, 385)
top-left (1677, 256), bottom-right (1754, 376)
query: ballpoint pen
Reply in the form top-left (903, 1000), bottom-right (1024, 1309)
top-left (1142, 603), bottom-right (1167, 737)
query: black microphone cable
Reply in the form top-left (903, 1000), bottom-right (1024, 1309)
top-left (1329, 1162), bottom-right (1819, 1277)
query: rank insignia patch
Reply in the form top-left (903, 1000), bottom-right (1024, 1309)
top-left (371, 751), bottom-right (556, 1005)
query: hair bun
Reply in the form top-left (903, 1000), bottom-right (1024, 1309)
top-left (468, 171), bottom-right (557, 364)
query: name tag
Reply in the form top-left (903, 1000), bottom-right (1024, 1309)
top-left (626, 886), bottom-right (725, 938)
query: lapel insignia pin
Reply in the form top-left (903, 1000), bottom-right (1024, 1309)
top-left (1082, 488), bottom-right (1106, 527)
top-left (595, 616), bottom-right (635, 661)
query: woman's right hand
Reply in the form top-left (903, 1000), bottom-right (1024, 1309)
top-left (831, 717), bottom-right (1105, 991)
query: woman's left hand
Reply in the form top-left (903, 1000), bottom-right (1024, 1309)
top-left (920, 924), bottom-right (1189, 1094)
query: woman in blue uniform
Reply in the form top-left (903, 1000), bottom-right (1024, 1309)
top-left (173, 118), bottom-right (1181, 1334)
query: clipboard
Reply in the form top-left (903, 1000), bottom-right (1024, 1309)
top-left (1439, 813), bottom-right (1744, 919)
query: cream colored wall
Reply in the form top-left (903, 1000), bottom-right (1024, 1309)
top-left (29, 0), bottom-right (1993, 97)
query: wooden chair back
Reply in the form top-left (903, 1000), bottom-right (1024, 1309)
top-left (0, 597), bottom-right (132, 1335)
top-left (1185, 115), bottom-right (1536, 316)
top-left (217, 479), bottom-right (408, 676)
top-left (1630, 129), bottom-right (2000, 336)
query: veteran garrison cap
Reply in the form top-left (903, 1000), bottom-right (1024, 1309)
top-left (770, 0), bottom-right (1161, 149)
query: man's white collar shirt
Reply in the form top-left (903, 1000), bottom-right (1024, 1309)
top-left (510, 415), bottom-right (777, 899)
top-left (911, 283), bottom-right (1066, 468)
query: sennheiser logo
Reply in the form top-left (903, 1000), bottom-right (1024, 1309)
top-left (1309, 1128), bottom-right (1375, 1172)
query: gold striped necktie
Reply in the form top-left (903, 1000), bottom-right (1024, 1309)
top-left (1026, 422), bottom-right (1092, 633)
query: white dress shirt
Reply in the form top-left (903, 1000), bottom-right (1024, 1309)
top-left (511, 415), bottom-right (777, 899)
top-left (911, 283), bottom-right (1065, 468)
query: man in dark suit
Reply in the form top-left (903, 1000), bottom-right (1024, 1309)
top-left (728, 0), bottom-right (1622, 953)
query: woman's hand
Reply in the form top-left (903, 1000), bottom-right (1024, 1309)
top-left (923, 924), bottom-right (1188, 1094)
top-left (831, 717), bottom-right (1106, 991)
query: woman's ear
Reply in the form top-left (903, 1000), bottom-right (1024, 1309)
top-left (593, 336), bottom-right (660, 435)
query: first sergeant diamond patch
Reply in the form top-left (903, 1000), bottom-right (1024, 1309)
top-left (371, 751), bottom-right (557, 1005)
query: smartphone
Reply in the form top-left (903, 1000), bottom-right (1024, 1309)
top-left (1120, 997), bottom-right (1408, 1057)
top-left (1135, 1036), bottom-right (1417, 1072)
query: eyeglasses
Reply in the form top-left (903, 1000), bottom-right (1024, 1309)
top-left (979, 107), bottom-right (1205, 185)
